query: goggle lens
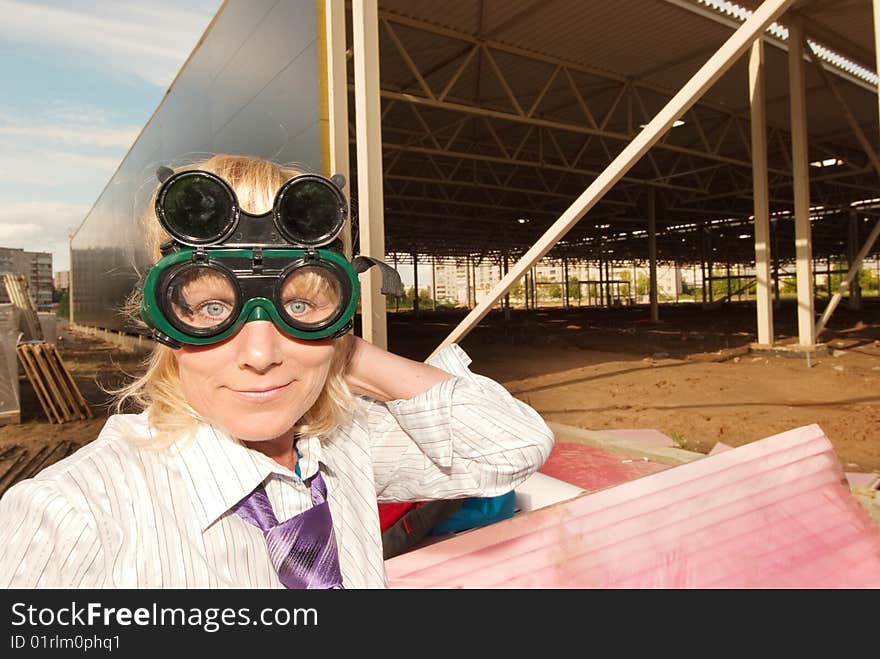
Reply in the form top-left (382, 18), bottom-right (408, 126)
top-left (278, 265), bottom-right (344, 326)
top-left (166, 265), bottom-right (239, 333)
top-left (160, 173), bottom-right (236, 244)
top-left (276, 178), bottom-right (345, 245)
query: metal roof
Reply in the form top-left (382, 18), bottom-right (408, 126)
top-left (347, 0), bottom-right (880, 265)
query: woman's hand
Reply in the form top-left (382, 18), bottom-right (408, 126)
top-left (343, 335), bottom-right (454, 402)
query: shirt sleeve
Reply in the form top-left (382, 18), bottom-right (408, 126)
top-left (368, 343), bottom-right (554, 501)
top-left (0, 477), bottom-right (104, 588)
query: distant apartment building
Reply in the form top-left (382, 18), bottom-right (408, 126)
top-left (54, 270), bottom-right (70, 291)
top-left (432, 260), bottom-right (469, 305)
top-left (0, 247), bottom-right (54, 309)
top-left (428, 256), bottom-right (691, 307)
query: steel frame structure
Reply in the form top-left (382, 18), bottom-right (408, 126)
top-left (345, 5), bottom-right (880, 266)
top-left (338, 0), bottom-right (880, 348)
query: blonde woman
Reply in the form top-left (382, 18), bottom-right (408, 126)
top-left (0, 154), bottom-right (553, 589)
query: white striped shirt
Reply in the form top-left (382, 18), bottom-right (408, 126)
top-left (0, 344), bottom-right (553, 588)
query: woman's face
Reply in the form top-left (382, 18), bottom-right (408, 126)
top-left (175, 320), bottom-right (336, 443)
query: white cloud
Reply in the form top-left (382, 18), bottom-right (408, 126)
top-left (0, 222), bottom-right (43, 241)
top-left (0, 147), bottom-right (123, 187)
top-left (41, 149), bottom-right (124, 173)
top-left (0, 0), bottom-right (220, 87)
top-left (0, 201), bottom-right (91, 270)
top-left (44, 102), bottom-right (115, 126)
top-left (0, 109), bottom-right (133, 185)
top-left (0, 0), bottom-right (222, 271)
top-left (0, 201), bottom-right (91, 234)
top-left (0, 120), bottom-right (139, 149)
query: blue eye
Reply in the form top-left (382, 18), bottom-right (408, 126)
top-left (202, 302), bottom-right (229, 318)
top-left (287, 300), bottom-right (311, 316)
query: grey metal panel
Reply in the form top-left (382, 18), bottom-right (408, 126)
top-left (71, 0), bottom-right (324, 330)
top-left (0, 304), bottom-right (20, 420)
top-left (214, 40), bottom-right (323, 171)
top-left (210, 1), bottom-right (319, 137)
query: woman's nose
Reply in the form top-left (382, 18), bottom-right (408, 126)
top-left (234, 320), bottom-right (284, 373)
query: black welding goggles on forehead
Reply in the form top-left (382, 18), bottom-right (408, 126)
top-left (139, 168), bottom-right (403, 348)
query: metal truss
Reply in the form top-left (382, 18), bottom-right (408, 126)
top-left (343, 7), bottom-right (880, 263)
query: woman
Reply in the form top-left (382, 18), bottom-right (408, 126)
top-left (0, 154), bottom-right (554, 588)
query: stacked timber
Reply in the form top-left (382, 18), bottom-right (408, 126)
top-left (2, 274), bottom-right (43, 341)
top-left (16, 342), bottom-right (93, 424)
top-left (4, 274), bottom-right (92, 424)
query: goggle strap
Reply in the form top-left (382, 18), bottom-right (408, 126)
top-left (156, 166), bottom-right (174, 184)
top-left (151, 328), bottom-right (184, 350)
top-left (351, 256), bottom-right (404, 297)
top-left (331, 319), bottom-right (353, 339)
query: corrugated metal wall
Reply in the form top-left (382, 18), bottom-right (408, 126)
top-left (70, 0), bottom-right (325, 329)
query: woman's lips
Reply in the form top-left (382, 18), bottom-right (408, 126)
top-left (226, 381), bottom-right (293, 403)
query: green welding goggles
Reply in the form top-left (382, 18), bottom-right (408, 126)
top-left (139, 167), bottom-right (402, 348)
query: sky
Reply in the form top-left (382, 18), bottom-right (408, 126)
top-left (0, 0), bottom-right (223, 273)
top-left (0, 0), bottom-right (436, 288)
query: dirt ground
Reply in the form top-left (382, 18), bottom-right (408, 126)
top-left (1, 297), bottom-right (879, 496)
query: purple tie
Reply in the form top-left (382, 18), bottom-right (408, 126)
top-left (232, 472), bottom-right (344, 589)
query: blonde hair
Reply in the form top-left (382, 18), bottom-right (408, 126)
top-left (115, 154), bottom-right (355, 446)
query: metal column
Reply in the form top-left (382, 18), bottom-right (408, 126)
top-left (648, 189), bottom-right (659, 321)
top-left (353, 0), bottom-right (388, 348)
top-left (429, 0), bottom-right (796, 357)
top-left (320, 0), bottom-right (351, 258)
top-left (788, 14), bottom-right (816, 346)
top-left (750, 37), bottom-right (773, 348)
top-left (431, 255), bottom-right (437, 311)
top-left (848, 211), bottom-right (861, 310)
top-left (563, 257), bottom-right (569, 308)
top-left (412, 251), bottom-right (419, 317)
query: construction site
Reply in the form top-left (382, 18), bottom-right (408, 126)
top-left (1, 0), bottom-right (880, 586)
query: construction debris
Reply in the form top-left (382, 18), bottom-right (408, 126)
top-left (16, 342), bottom-right (92, 424)
top-left (2, 274), bottom-right (43, 341)
top-left (386, 424), bottom-right (880, 587)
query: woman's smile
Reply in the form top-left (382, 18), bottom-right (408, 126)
top-left (224, 380), bottom-right (294, 403)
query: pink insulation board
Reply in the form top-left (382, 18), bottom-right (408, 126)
top-left (538, 441), bottom-right (669, 491)
top-left (386, 424), bottom-right (880, 588)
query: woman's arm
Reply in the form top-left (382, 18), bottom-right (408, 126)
top-left (344, 335), bottom-right (454, 401)
top-left (349, 341), bottom-right (555, 502)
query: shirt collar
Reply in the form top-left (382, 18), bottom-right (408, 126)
top-left (167, 421), bottom-right (328, 532)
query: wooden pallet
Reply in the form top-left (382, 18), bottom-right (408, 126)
top-left (0, 410), bottom-right (20, 427)
top-left (16, 342), bottom-right (92, 424)
top-left (3, 274), bottom-right (43, 341)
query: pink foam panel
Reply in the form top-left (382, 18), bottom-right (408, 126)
top-left (386, 425), bottom-right (880, 588)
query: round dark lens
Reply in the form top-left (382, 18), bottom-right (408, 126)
top-left (278, 265), bottom-right (343, 326)
top-left (276, 178), bottom-right (345, 245)
top-left (165, 265), bottom-right (239, 333)
top-left (160, 174), bottom-right (236, 244)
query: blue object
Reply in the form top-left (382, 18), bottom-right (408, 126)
top-left (430, 491), bottom-right (516, 535)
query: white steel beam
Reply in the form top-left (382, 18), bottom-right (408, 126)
top-left (429, 0), bottom-right (796, 358)
top-left (321, 0), bottom-right (351, 257)
top-left (788, 15), bottom-right (816, 347)
top-left (353, 0), bottom-right (388, 348)
top-left (815, 219), bottom-right (880, 337)
top-left (750, 39), bottom-right (774, 345)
